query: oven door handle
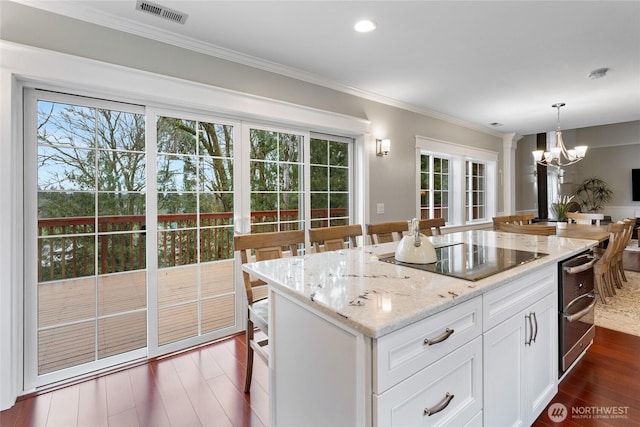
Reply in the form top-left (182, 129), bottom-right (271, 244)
top-left (563, 255), bottom-right (598, 274)
top-left (563, 292), bottom-right (596, 322)
top-left (563, 255), bottom-right (596, 274)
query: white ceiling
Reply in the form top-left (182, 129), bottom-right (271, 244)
top-left (16, 0), bottom-right (640, 136)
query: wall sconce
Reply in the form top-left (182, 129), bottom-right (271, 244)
top-left (376, 139), bottom-right (391, 156)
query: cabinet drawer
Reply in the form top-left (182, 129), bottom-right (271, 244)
top-left (374, 336), bottom-right (483, 427)
top-left (483, 264), bottom-right (555, 331)
top-left (373, 296), bottom-right (482, 393)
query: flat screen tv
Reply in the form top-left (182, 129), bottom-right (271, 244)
top-left (633, 169), bottom-right (640, 201)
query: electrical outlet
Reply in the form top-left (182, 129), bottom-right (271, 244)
top-left (377, 203), bottom-right (385, 214)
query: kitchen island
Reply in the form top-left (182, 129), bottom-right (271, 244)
top-left (243, 230), bottom-right (598, 427)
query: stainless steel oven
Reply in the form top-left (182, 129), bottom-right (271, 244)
top-left (558, 251), bottom-right (597, 377)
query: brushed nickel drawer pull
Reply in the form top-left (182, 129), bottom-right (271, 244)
top-left (532, 311), bottom-right (538, 343)
top-left (424, 392), bottom-right (455, 416)
top-left (423, 328), bottom-right (455, 346)
top-left (525, 314), bottom-right (533, 346)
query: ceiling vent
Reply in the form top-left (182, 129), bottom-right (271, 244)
top-left (135, 0), bottom-right (188, 24)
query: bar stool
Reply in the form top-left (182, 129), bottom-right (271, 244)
top-left (234, 229), bottom-right (305, 392)
top-left (366, 221), bottom-right (408, 244)
top-left (309, 224), bottom-right (362, 252)
top-left (418, 218), bottom-right (445, 236)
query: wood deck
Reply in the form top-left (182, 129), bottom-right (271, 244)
top-left (37, 260), bottom-right (235, 375)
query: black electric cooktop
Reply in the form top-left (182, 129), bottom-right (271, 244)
top-left (379, 243), bottom-right (548, 282)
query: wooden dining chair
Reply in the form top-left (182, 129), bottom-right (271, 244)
top-left (567, 212), bottom-right (605, 226)
top-left (512, 213), bottom-right (535, 225)
top-left (366, 221), bottom-right (408, 244)
top-left (309, 224), bottom-right (363, 252)
top-left (492, 215), bottom-right (513, 230)
top-left (493, 213), bottom-right (535, 230)
top-left (495, 223), bottom-right (557, 236)
top-left (234, 229), bottom-right (305, 392)
top-left (611, 218), bottom-right (635, 287)
top-left (418, 218), bottom-right (445, 236)
top-left (594, 223), bottom-right (626, 304)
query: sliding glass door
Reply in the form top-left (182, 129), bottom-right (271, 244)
top-left (154, 114), bottom-right (237, 350)
top-left (24, 92), bottom-right (243, 388)
top-left (25, 90), bottom-right (148, 386)
top-left (24, 89), bottom-right (355, 389)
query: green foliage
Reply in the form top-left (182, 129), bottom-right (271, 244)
top-left (552, 195), bottom-right (575, 222)
top-left (36, 101), bottom-right (351, 277)
top-left (574, 177), bottom-right (613, 212)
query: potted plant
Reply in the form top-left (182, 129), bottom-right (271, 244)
top-left (552, 195), bottom-right (574, 228)
top-left (574, 177), bottom-right (613, 212)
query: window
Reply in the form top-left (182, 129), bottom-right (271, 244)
top-left (466, 161), bottom-right (486, 221)
top-left (420, 155), bottom-right (449, 221)
top-left (416, 136), bottom-right (497, 227)
top-left (310, 134), bottom-right (352, 228)
top-left (248, 128), bottom-right (305, 232)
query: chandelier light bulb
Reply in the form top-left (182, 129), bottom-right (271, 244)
top-left (531, 103), bottom-right (588, 169)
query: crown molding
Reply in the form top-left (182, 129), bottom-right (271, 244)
top-left (13, 0), bottom-right (505, 138)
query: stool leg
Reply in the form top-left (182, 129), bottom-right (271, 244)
top-left (595, 273), bottom-right (607, 304)
top-left (244, 319), bottom-right (254, 393)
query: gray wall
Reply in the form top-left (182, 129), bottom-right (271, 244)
top-left (516, 121), bottom-right (640, 220)
top-left (574, 122), bottom-right (640, 212)
top-left (0, 1), bottom-right (504, 223)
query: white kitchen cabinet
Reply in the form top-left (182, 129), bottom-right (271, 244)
top-left (270, 290), bottom-right (483, 427)
top-left (373, 296), bottom-right (482, 393)
top-left (374, 336), bottom-right (482, 427)
top-left (483, 291), bottom-right (557, 427)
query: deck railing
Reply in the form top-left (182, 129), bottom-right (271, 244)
top-left (38, 208), bottom-right (347, 282)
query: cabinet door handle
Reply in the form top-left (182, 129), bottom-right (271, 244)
top-left (423, 328), bottom-right (455, 346)
top-left (532, 311), bottom-right (538, 343)
top-left (423, 392), bottom-right (455, 416)
top-left (525, 314), bottom-right (533, 346)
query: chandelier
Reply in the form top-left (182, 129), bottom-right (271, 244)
top-left (532, 103), bottom-right (587, 168)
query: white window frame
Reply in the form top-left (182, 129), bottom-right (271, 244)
top-left (419, 154), bottom-right (452, 222)
top-left (465, 160), bottom-right (488, 222)
top-left (309, 132), bottom-right (355, 229)
top-left (415, 136), bottom-right (498, 227)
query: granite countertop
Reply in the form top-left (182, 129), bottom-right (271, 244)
top-left (242, 230), bottom-right (597, 338)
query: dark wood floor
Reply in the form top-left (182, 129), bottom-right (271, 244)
top-left (2, 250), bottom-right (640, 427)
top-left (0, 335), bottom-right (269, 427)
top-left (533, 326), bottom-right (640, 426)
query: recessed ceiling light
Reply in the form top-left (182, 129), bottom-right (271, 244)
top-left (588, 67), bottom-right (609, 79)
top-left (354, 19), bottom-right (376, 33)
